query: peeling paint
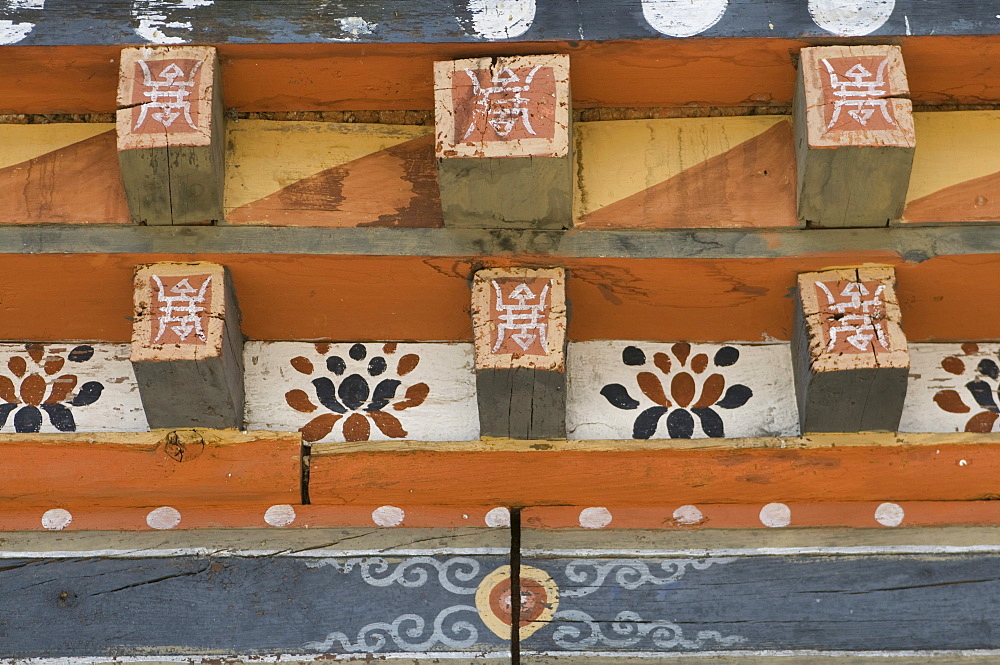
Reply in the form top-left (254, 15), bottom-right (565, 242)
top-left (808, 0), bottom-right (895, 36)
top-left (0, 0), bottom-right (43, 46)
top-left (131, 0), bottom-right (214, 44)
top-left (465, 0), bottom-right (535, 39)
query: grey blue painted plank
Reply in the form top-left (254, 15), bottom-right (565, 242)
top-left (0, 0), bottom-right (996, 47)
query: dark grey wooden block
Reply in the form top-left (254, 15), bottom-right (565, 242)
top-left (478, 368), bottom-right (566, 439)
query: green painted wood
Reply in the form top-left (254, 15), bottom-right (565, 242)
top-left (478, 368), bottom-right (566, 439)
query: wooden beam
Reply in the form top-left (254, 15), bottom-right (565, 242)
top-left (435, 54), bottom-right (571, 229)
top-left (116, 46), bottom-right (225, 225)
top-left (795, 45), bottom-right (915, 227)
top-left (793, 267), bottom-right (909, 433)
top-left (472, 267), bottom-right (567, 438)
top-left (131, 261), bottom-right (244, 429)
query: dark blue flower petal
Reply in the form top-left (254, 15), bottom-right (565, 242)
top-left (71, 382), bottom-right (103, 407)
top-left (979, 359), bottom-right (1000, 380)
top-left (966, 381), bottom-right (1000, 412)
top-left (366, 379), bottom-right (401, 412)
top-left (632, 406), bottom-right (669, 439)
top-left (326, 356), bottom-right (346, 375)
top-left (717, 384), bottom-right (752, 409)
top-left (622, 346), bottom-right (646, 366)
top-left (666, 409), bottom-right (695, 439)
top-left (338, 373), bottom-right (370, 411)
top-left (41, 404), bottom-right (76, 432)
top-left (714, 346), bottom-right (740, 367)
top-left (0, 403), bottom-right (16, 429)
top-left (349, 344), bottom-right (367, 361)
top-left (68, 345), bottom-right (95, 363)
top-left (692, 407), bottom-right (725, 438)
top-left (14, 406), bottom-right (41, 433)
top-left (368, 357), bottom-right (387, 377)
top-left (312, 377), bottom-right (347, 413)
top-left (601, 384), bottom-right (640, 410)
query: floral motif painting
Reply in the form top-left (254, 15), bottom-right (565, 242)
top-left (900, 343), bottom-right (1000, 433)
top-left (0, 343), bottom-right (147, 433)
top-left (244, 342), bottom-right (480, 443)
top-left (566, 341), bottom-right (799, 440)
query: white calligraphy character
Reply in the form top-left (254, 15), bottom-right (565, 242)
top-left (463, 65), bottom-right (542, 139)
top-left (822, 58), bottom-right (895, 128)
top-left (134, 60), bottom-right (202, 131)
top-left (152, 275), bottom-right (210, 343)
top-left (493, 281), bottom-right (549, 353)
top-left (817, 281), bottom-right (889, 353)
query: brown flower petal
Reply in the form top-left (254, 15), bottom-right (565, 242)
top-left (45, 375), bottom-right (77, 404)
top-left (965, 410), bottom-right (999, 433)
top-left (343, 413), bottom-right (371, 442)
top-left (941, 356), bottom-right (965, 376)
top-left (19, 374), bottom-right (46, 406)
top-left (652, 352), bottom-right (671, 375)
top-left (8, 357), bottom-right (26, 378)
top-left (382, 343), bottom-right (398, 355)
top-left (370, 411), bottom-right (408, 438)
top-left (314, 343), bottom-right (330, 355)
top-left (671, 372), bottom-right (696, 408)
top-left (300, 413), bottom-right (341, 443)
top-left (933, 390), bottom-right (970, 414)
top-left (396, 354), bottom-right (420, 377)
top-left (962, 342), bottom-right (980, 355)
top-left (691, 353), bottom-right (709, 374)
top-left (42, 356), bottom-right (65, 376)
top-left (26, 344), bottom-right (44, 364)
top-left (672, 343), bottom-right (691, 366)
top-left (286, 389), bottom-right (318, 413)
top-left (394, 383), bottom-right (429, 410)
top-left (637, 372), bottom-right (669, 407)
top-left (693, 373), bottom-right (725, 408)
top-left (0, 376), bottom-right (19, 404)
top-left (290, 356), bottom-right (314, 375)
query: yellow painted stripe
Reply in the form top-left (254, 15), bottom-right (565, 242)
top-left (574, 115), bottom-right (785, 218)
top-left (225, 120), bottom-right (431, 211)
top-left (0, 123), bottom-right (113, 170)
top-left (908, 110), bottom-right (1000, 203)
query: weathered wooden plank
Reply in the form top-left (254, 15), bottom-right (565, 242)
top-left (0, 430), bottom-right (301, 508)
top-left (131, 262), bottom-right (244, 429)
top-left (477, 368), bottom-right (566, 439)
top-left (0, 1), bottom-right (997, 47)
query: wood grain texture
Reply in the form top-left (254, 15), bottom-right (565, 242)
top-left (0, 430), bottom-right (301, 508)
top-left (477, 368), bottom-right (566, 439)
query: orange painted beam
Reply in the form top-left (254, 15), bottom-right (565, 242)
top-left (1, 252), bottom-right (999, 343)
top-left (2, 37), bottom-right (999, 115)
top-left (0, 431), bottom-right (301, 508)
top-left (310, 442), bottom-right (1000, 506)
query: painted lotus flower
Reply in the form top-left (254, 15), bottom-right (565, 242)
top-left (600, 343), bottom-right (752, 439)
top-left (286, 343), bottom-right (429, 443)
top-left (0, 343), bottom-right (104, 433)
top-left (933, 343), bottom-right (1000, 432)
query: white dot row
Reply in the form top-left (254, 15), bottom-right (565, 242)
top-left (36, 505), bottom-right (514, 531)
top-left (578, 502), bottom-right (907, 529)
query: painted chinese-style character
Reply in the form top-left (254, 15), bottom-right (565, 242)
top-left (822, 57), bottom-right (895, 129)
top-left (492, 279), bottom-right (550, 354)
top-left (134, 59), bottom-right (202, 131)
top-left (463, 65), bottom-right (543, 140)
top-left (152, 274), bottom-right (211, 344)
top-left (816, 280), bottom-right (890, 353)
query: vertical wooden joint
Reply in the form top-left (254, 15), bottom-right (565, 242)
top-left (471, 267), bottom-right (567, 439)
top-left (130, 262), bottom-right (244, 429)
top-left (434, 54), bottom-right (572, 229)
top-left (116, 46), bottom-right (225, 226)
top-left (794, 45), bottom-right (914, 228)
top-left (792, 267), bottom-right (909, 433)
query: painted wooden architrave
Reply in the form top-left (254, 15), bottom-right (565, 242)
top-left (793, 267), bottom-right (908, 433)
top-left (472, 267), bottom-right (567, 439)
top-left (117, 46), bottom-right (225, 226)
top-left (243, 341), bottom-right (480, 444)
top-left (900, 342), bottom-right (1000, 434)
top-left (0, 528), bottom-right (511, 662)
top-left (308, 435), bottom-right (1000, 506)
top-left (435, 54), bottom-right (571, 229)
top-left (0, 430), bottom-right (301, 509)
top-left (795, 45), bottom-right (915, 228)
top-left (131, 261), bottom-right (244, 429)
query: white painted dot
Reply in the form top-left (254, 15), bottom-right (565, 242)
top-left (673, 505), bottom-right (704, 525)
top-left (808, 0), bottom-right (895, 36)
top-left (372, 505), bottom-right (405, 527)
top-left (759, 503), bottom-right (791, 528)
top-left (264, 504), bottom-right (296, 528)
top-left (41, 509), bottom-right (72, 531)
top-left (146, 506), bottom-right (181, 530)
top-left (959, 459), bottom-right (969, 466)
top-left (874, 502), bottom-right (905, 527)
top-left (465, 0), bottom-right (535, 39)
top-left (641, 0), bottom-right (728, 37)
top-left (579, 507), bottom-right (612, 529)
top-left (485, 507), bottom-right (511, 528)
